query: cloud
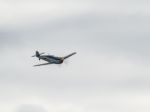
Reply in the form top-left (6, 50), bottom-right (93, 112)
top-left (0, 0), bottom-right (150, 112)
top-left (16, 104), bottom-right (47, 112)
top-left (1, 13), bottom-right (150, 61)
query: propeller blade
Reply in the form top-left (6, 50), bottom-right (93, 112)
top-left (64, 60), bottom-right (69, 65)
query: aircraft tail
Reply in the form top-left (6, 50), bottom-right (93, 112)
top-left (32, 51), bottom-right (45, 57)
top-left (63, 52), bottom-right (76, 59)
top-left (36, 51), bottom-right (40, 57)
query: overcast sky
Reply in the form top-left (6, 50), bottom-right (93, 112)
top-left (1, 0), bottom-right (150, 112)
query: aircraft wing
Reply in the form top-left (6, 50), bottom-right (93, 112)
top-left (63, 52), bottom-right (76, 59)
top-left (33, 63), bottom-right (52, 67)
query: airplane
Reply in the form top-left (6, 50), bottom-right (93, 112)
top-left (32, 51), bottom-right (76, 66)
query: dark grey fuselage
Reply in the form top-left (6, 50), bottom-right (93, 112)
top-left (39, 55), bottom-right (63, 64)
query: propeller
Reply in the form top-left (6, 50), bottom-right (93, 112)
top-left (64, 60), bottom-right (69, 65)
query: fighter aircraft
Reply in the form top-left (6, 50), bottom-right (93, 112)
top-left (32, 51), bottom-right (76, 66)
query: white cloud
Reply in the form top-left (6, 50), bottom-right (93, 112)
top-left (0, 0), bottom-right (150, 112)
top-left (1, 0), bottom-right (150, 27)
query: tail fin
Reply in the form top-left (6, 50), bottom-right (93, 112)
top-left (63, 52), bottom-right (76, 59)
top-left (36, 51), bottom-right (40, 57)
top-left (32, 51), bottom-right (45, 57)
top-left (31, 51), bottom-right (40, 57)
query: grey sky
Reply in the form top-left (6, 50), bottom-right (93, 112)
top-left (0, 0), bottom-right (150, 112)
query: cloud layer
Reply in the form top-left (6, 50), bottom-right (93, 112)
top-left (0, 0), bottom-right (150, 112)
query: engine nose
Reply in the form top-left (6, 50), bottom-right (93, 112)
top-left (60, 59), bottom-right (63, 63)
